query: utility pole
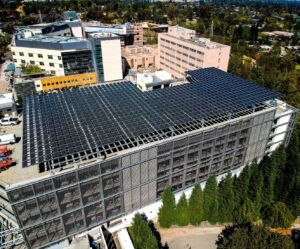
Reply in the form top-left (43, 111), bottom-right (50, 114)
top-left (210, 20), bottom-right (214, 38)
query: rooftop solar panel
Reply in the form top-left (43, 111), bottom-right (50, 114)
top-left (22, 68), bottom-right (280, 171)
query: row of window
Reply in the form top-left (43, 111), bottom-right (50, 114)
top-left (42, 77), bottom-right (94, 87)
top-left (14, 59), bottom-right (62, 68)
top-left (160, 37), bottom-right (205, 55)
top-left (14, 52), bottom-right (61, 60)
top-left (160, 45), bottom-right (203, 64)
top-left (160, 61), bottom-right (183, 76)
top-left (169, 53), bottom-right (197, 67)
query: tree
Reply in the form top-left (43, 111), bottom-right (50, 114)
top-left (189, 184), bottom-right (204, 226)
top-left (203, 175), bottom-right (219, 224)
top-left (248, 163), bottom-right (264, 215)
top-left (272, 146), bottom-right (287, 201)
top-left (176, 193), bottom-right (189, 226)
top-left (284, 131), bottom-right (300, 215)
top-left (260, 156), bottom-right (276, 207)
top-left (21, 64), bottom-right (43, 75)
top-left (158, 186), bottom-right (176, 228)
top-left (216, 223), bottom-right (294, 249)
top-left (261, 202), bottom-right (295, 229)
top-left (232, 198), bottom-right (257, 225)
top-left (218, 172), bottom-right (235, 223)
top-left (128, 213), bottom-right (158, 249)
top-left (233, 165), bottom-right (251, 203)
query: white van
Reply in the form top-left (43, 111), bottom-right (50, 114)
top-left (0, 134), bottom-right (16, 145)
top-left (0, 117), bottom-right (18, 126)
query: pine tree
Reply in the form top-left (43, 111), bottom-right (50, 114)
top-left (158, 186), bottom-right (176, 228)
top-left (260, 156), bottom-right (276, 207)
top-left (261, 202), bottom-right (295, 229)
top-left (248, 162), bottom-right (264, 216)
top-left (176, 193), bottom-right (189, 226)
top-left (280, 131), bottom-right (300, 213)
top-left (233, 164), bottom-right (251, 203)
top-left (128, 213), bottom-right (158, 249)
top-left (218, 172), bottom-right (235, 223)
top-left (272, 146), bottom-right (287, 201)
top-left (189, 184), bottom-right (204, 226)
top-left (232, 197), bottom-right (256, 224)
top-left (203, 175), bottom-right (219, 224)
top-left (287, 181), bottom-right (300, 217)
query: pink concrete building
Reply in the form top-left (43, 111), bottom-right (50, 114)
top-left (158, 26), bottom-right (231, 78)
top-left (122, 45), bottom-right (158, 71)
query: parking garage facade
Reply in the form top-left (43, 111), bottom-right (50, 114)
top-left (1, 68), bottom-right (298, 248)
top-left (5, 104), bottom-right (296, 248)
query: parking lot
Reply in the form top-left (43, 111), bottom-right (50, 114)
top-left (0, 116), bottom-right (23, 180)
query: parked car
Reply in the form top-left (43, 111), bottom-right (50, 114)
top-left (0, 134), bottom-right (16, 145)
top-left (0, 156), bottom-right (13, 171)
top-left (0, 117), bottom-right (18, 126)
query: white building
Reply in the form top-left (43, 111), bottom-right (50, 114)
top-left (11, 36), bottom-right (94, 77)
top-left (136, 70), bottom-right (172, 91)
top-left (89, 33), bottom-right (123, 82)
top-left (11, 34), bottom-right (123, 82)
top-left (0, 93), bottom-right (17, 116)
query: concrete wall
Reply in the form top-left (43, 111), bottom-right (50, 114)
top-left (101, 39), bottom-right (123, 82)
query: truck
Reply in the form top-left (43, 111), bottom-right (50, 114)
top-left (0, 134), bottom-right (16, 145)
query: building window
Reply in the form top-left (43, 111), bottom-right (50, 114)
top-left (38, 54), bottom-right (43, 58)
top-left (12, 52), bottom-right (15, 55)
top-left (21, 60), bottom-right (25, 64)
top-left (19, 52), bottom-right (24, 56)
top-left (49, 63), bottom-right (54, 67)
top-left (58, 56), bottom-right (61, 60)
top-left (29, 53), bottom-right (33, 57)
top-left (13, 59), bottom-right (17, 62)
top-left (48, 55), bottom-right (53, 59)
top-left (40, 62), bottom-right (44, 66)
top-left (59, 64), bottom-right (63, 68)
top-left (50, 70), bottom-right (55, 75)
top-left (30, 61), bottom-right (35, 65)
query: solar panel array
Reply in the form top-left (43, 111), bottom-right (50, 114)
top-left (22, 68), bottom-right (280, 171)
